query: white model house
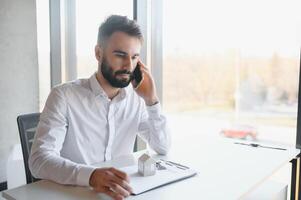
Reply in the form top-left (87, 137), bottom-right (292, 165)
top-left (138, 153), bottom-right (156, 176)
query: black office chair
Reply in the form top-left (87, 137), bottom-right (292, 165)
top-left (17, 113), bottom-right (41, 184)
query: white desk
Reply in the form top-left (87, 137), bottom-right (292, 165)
top-left (2, 138), bottom-right (299, 200)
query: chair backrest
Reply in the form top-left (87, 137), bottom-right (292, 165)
top-left (17, 113), bottom-right (40, 184)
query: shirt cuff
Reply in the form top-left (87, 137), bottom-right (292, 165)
top-left (76, 165), bottom-right (97, 186)
top-left (146, 102), bottom-right (161, 119)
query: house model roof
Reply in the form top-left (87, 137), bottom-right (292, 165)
top-left (138, 153), bottom-right (156, 164)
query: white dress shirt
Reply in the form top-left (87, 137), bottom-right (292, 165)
top-left (29, 73), bottom-right (171, 186)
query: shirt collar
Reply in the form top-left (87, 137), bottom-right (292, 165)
top-left (89, 73), bottom-right (128, 99)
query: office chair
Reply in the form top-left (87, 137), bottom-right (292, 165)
top-left (17, 113), bottom-right (40, 184)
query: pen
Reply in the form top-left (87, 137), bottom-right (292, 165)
top-left (160, 159), bottom-right (190, 169)
top-left (234, 142), bottom-right (287, 151)
top-left (159, 160), bottom-right (186, 170)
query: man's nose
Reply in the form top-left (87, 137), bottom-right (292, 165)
top-left (122, 56), bottom-right (133, 71)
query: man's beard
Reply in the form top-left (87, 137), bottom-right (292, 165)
top-left (100, 57), bottom-right (134, 88)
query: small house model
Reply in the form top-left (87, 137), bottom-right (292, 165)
top-left (138, 153), bottom-right (156, 176)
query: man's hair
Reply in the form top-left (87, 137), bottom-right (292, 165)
top-left (97, 15), bottom-right (143, 46)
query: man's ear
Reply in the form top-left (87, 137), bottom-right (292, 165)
top-left (95, 45), bottom-right (103, 62)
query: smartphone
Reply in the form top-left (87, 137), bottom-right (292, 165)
top-left (133, 63), bottom-right (143, 86)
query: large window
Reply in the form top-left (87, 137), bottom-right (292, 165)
top-left (162, 0), bottom-right (301, 148)
top-left (76, 0), bottom-right (133, 78)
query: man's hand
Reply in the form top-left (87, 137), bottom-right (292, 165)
top-left (132, 60), bottom-right (159, 106)
top-left (89, 167), bottom-right (133, 200)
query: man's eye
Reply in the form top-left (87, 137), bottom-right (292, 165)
top-left (115, 53), bottom-right (125, 57)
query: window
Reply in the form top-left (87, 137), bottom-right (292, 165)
top-left (162, 0), bottom-right (301, 147)
top-left (161, 0), bottom-right (301, 188)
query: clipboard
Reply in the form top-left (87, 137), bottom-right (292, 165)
top-left (118, 163), bottom-right (197, 195)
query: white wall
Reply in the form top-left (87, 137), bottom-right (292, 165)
top-left (0, 0), bottom-right (39, 183)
